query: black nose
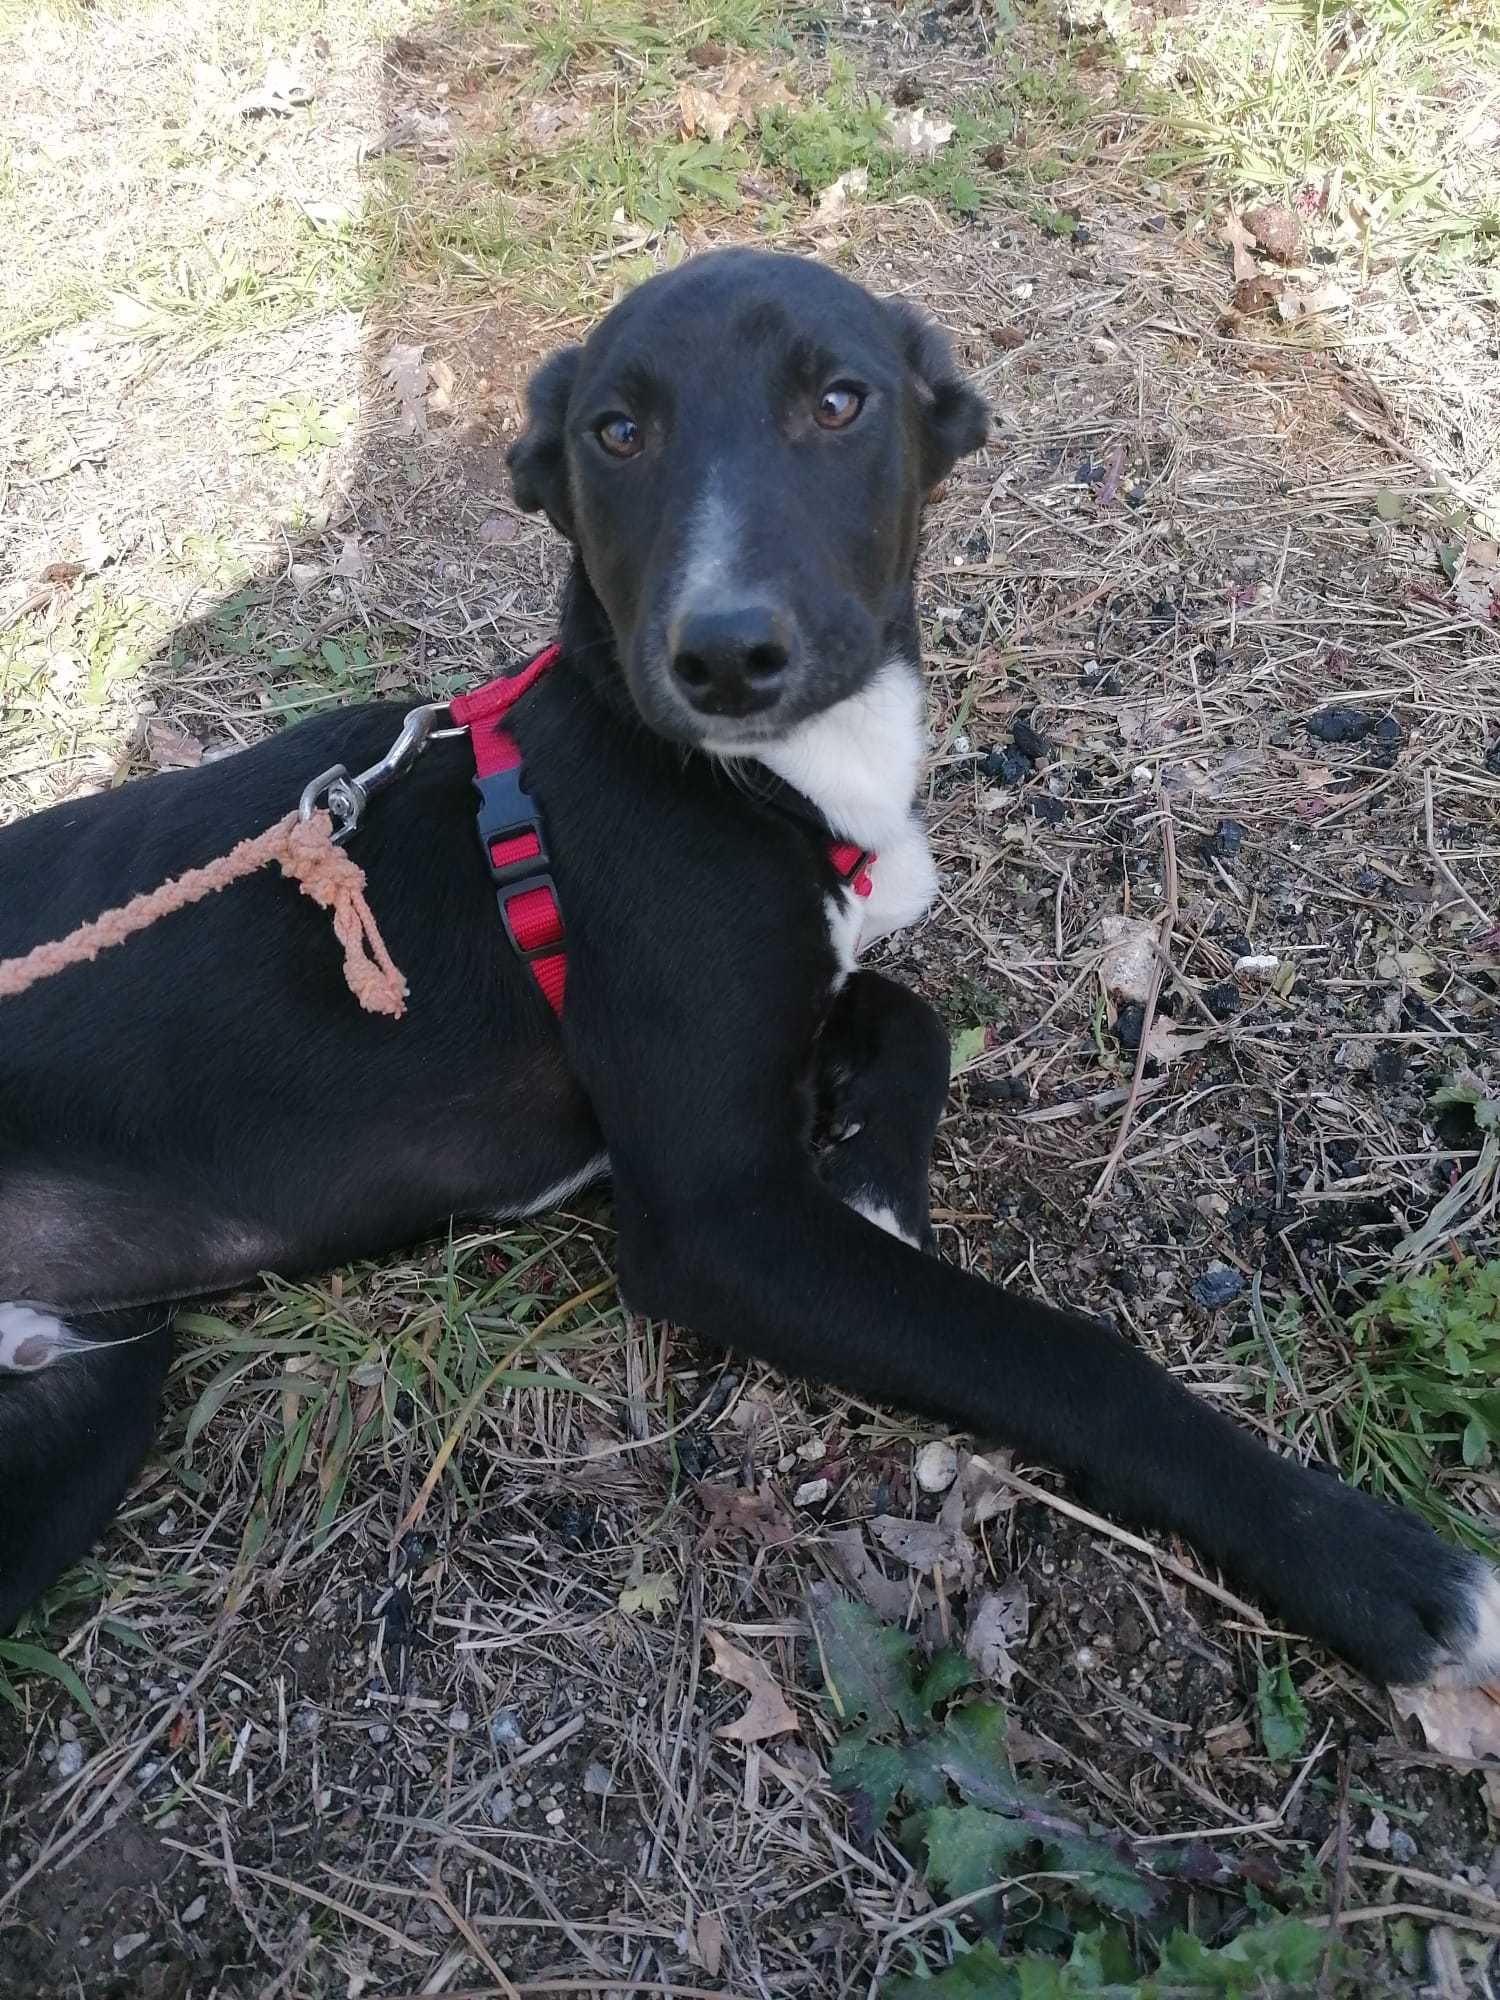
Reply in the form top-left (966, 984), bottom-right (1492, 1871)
top-left (669, 604), bottom-right (794, 718)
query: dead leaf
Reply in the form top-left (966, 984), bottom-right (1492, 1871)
top-left (382, 342), bottom-right (430, 435)
top-left (816, 168), bottom-right (868, 220)
top-left (520, 99), bottom-right (587, 150)
top-left (705, 1627), bottom-right (799, 1743)
top-left (39, 560), bottom-right (86, 586)
top-left (679, 62), bottom-right (795, 144)
top-left (145, 720), bottom-right (205, 770)
top-left (680, 81), bottom-right (738, 144)
top-left (1139, 1019), bottom-right (1213, 1068)
top-left (477, 514), bottom-right (518, 547)
top-left (426, 358), bottom-right (456, 417)
top-left (332, 535), bottom-right (370, 584)
top-left (869, 1513), bottom-right (973, 1585)
top-left (694, 1913), bottom-right (725, 1976)
top-left (1243, 201), bottom-right (1306, 264)
top-left (1454, 537), bottom-right (1500, 622)
top-left (1099, 914), bottom-right (1158, 1008)
top-left (827, 1526), bottom-right (921, 1622)
top-left (1275, 280), bottom-right (1352, 322)
top-left (1393, 1682), bottom-right (1500, 1760)
top-left (1220, 211), bottom-right (1259, 284)
top-left (884, 107), bottom-right (954, 159)
top-left (236, 56), bottom-right (312, 118)
top-left (617, 1554), bottom-right (678, 1618)
top-left (1233, 275), bottom-right (1285, 315)
top-left (695, 1479), bottom-right (794, 1549)
top-left (964, 1580), bottom-right (1029, 1688)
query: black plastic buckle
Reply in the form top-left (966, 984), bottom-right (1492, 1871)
top-left (475, 767), bottom-right (548, 882)
top-left (473, 768), bottom-right (564, 961)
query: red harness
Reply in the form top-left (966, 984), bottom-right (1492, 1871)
top-left (449, 647), bottom-right (874, 1016)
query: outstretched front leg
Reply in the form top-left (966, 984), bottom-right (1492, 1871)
top-left (571, 945), bottom-right (1500, 1690)
top-left (812, 971), bottom-right (950, 1252)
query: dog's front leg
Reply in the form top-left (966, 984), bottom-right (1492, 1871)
top-left (603, 1126), bottom-right (1498, 1689)
top-left (812, 971), bottom-right (949, 1251)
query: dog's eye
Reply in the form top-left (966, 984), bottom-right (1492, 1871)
top-left (815, 384), bottom-right (864, 431)
top-left (596, 414), bottom-right (643, 459)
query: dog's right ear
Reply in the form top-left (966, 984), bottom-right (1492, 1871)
top-left (507, 346), bottom-right (583, 538)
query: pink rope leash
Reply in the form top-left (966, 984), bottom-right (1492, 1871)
top-left (0, 809), bottom-right (408, 1018)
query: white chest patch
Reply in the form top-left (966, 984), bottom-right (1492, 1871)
top-left (722, 659), bottom-right (938, 980)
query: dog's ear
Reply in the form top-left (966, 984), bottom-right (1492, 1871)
top-left (885, 300), bottom-right (991, 489)
top-left (508, 345), bottom-right (583, 537)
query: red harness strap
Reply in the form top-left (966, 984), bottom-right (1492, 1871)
top-left (451, 645), bottom-right (875, 1016)
top-left (450, 645), bottom-right (568, 1015)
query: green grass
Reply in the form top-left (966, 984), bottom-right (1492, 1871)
top-left (1238, 1251), bottom-right (1500, 1558)
top-left (1127, 0), bottom-right (1500, 268)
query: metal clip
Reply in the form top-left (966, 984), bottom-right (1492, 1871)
top-left (298, 701), bottom-right (453, 845)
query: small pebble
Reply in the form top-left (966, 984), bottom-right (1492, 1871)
top-left (113, 1935), bottom-right (149, 1964)
top-left (446, 1705), bottom-right (470, 1735)
top-left (914, 1441), bottom-right (958, 1494)
top-left (545, 1806), bottom-right (566, 1827)
top-left (368, 1723), bottom-right (390, 1745)
top-left (1390, 1827), bottom-right (1419, 1865)
top-left (794, 1478), bottom-right (830, 1508)
top-left (488, 1707), bottom-right (525, 1749)
top-left (180, 1895), bottom-right (207, 1925)
top-left (1366, 1808), bottom-right (1392, 1853)
top-left (1233, 954), bottom-right (1281, 982)
top-left (1190, 1265), bottom-right (1244, 1310)
top-left (56, 1740), bottom-right (84, 1780)
top-left (582, 1760), bottom-right (613, 1797)
top-left (487, 1787), bottom-right (514, 1824)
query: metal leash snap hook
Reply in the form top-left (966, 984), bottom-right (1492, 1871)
top-left (297, 701), bottom-right (452, 846)
top-left (298, 765), bottom-right (362, 841)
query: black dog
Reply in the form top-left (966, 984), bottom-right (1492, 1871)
top-left (1, 251), bottom-right (1495, 1690)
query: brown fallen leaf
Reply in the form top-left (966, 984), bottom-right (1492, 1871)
top-left (1454, 537), bottom-right (1500, 622)
top-left (1220, 210), bottom-right (1259, 285)
top-left (694, 1478), bottom-right (794, 1550)
top-left (1139, 1019), bottom-right (1213, 1069)
top-left (964, 1580), bottom-right (1028, 1688)
top-left (1275, 279), bottom-right (1351, 322)
top-left (1393, 1682), bottom-right (1500, 1760)
top-left (382, 341), bottom-right (430, 435)
top-left (426, 358), bottom-right (457, 417)
top-left (870, 1513), bottom-right (974, 1585)
top-left (827, 1525), bottom-right (921, 1622)
top-left (694, 1912), bottom-right (725, 1977)
top-left (990, 323), bottom-right (1026, 349)
top-left (705, 1627), bottom-right (799, 1743)
top-left (1233, 275), bottom-right (1284, 315)
top-left (145, 719), bottom-right (205, 770)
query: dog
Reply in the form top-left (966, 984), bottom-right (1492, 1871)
top-left (1, 249), bottom-right (1496, 1691)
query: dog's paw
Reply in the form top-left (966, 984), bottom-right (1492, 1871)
top-left (1268, 1464), bottom-right (1500, 1688)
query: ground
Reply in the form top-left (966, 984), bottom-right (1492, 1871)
top-left (2, 0), bottom-right (1500, 1994)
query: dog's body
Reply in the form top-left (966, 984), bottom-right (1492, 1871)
top-left (2, 251), bottom-right (1497, 1688)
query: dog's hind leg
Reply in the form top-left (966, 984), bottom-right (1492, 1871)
top-left (813, 971), bottom-right (950, 1252)
top-left (0, 1303), bottom-right (172, 1633)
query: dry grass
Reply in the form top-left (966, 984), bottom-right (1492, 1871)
top-left (2, 0), bottom-right (1500, 1994)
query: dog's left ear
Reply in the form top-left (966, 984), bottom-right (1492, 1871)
top-left (508, 345), bottom-right (583, 538)
top-left (885, 300), bottom-right (991, 489)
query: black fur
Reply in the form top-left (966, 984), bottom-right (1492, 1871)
top-left (0, 250), bottom-right (1494, 1689)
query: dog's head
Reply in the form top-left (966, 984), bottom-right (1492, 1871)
top-left (508, 250), bottom-right (989, 749)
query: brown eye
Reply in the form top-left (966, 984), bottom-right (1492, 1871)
top-left (596, 413), bottom-right (642, 459)
top-left (816, 384), bottom-right (864, 430)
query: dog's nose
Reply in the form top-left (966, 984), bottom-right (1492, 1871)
top-left (669, 604), bottom-right (793, 718)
